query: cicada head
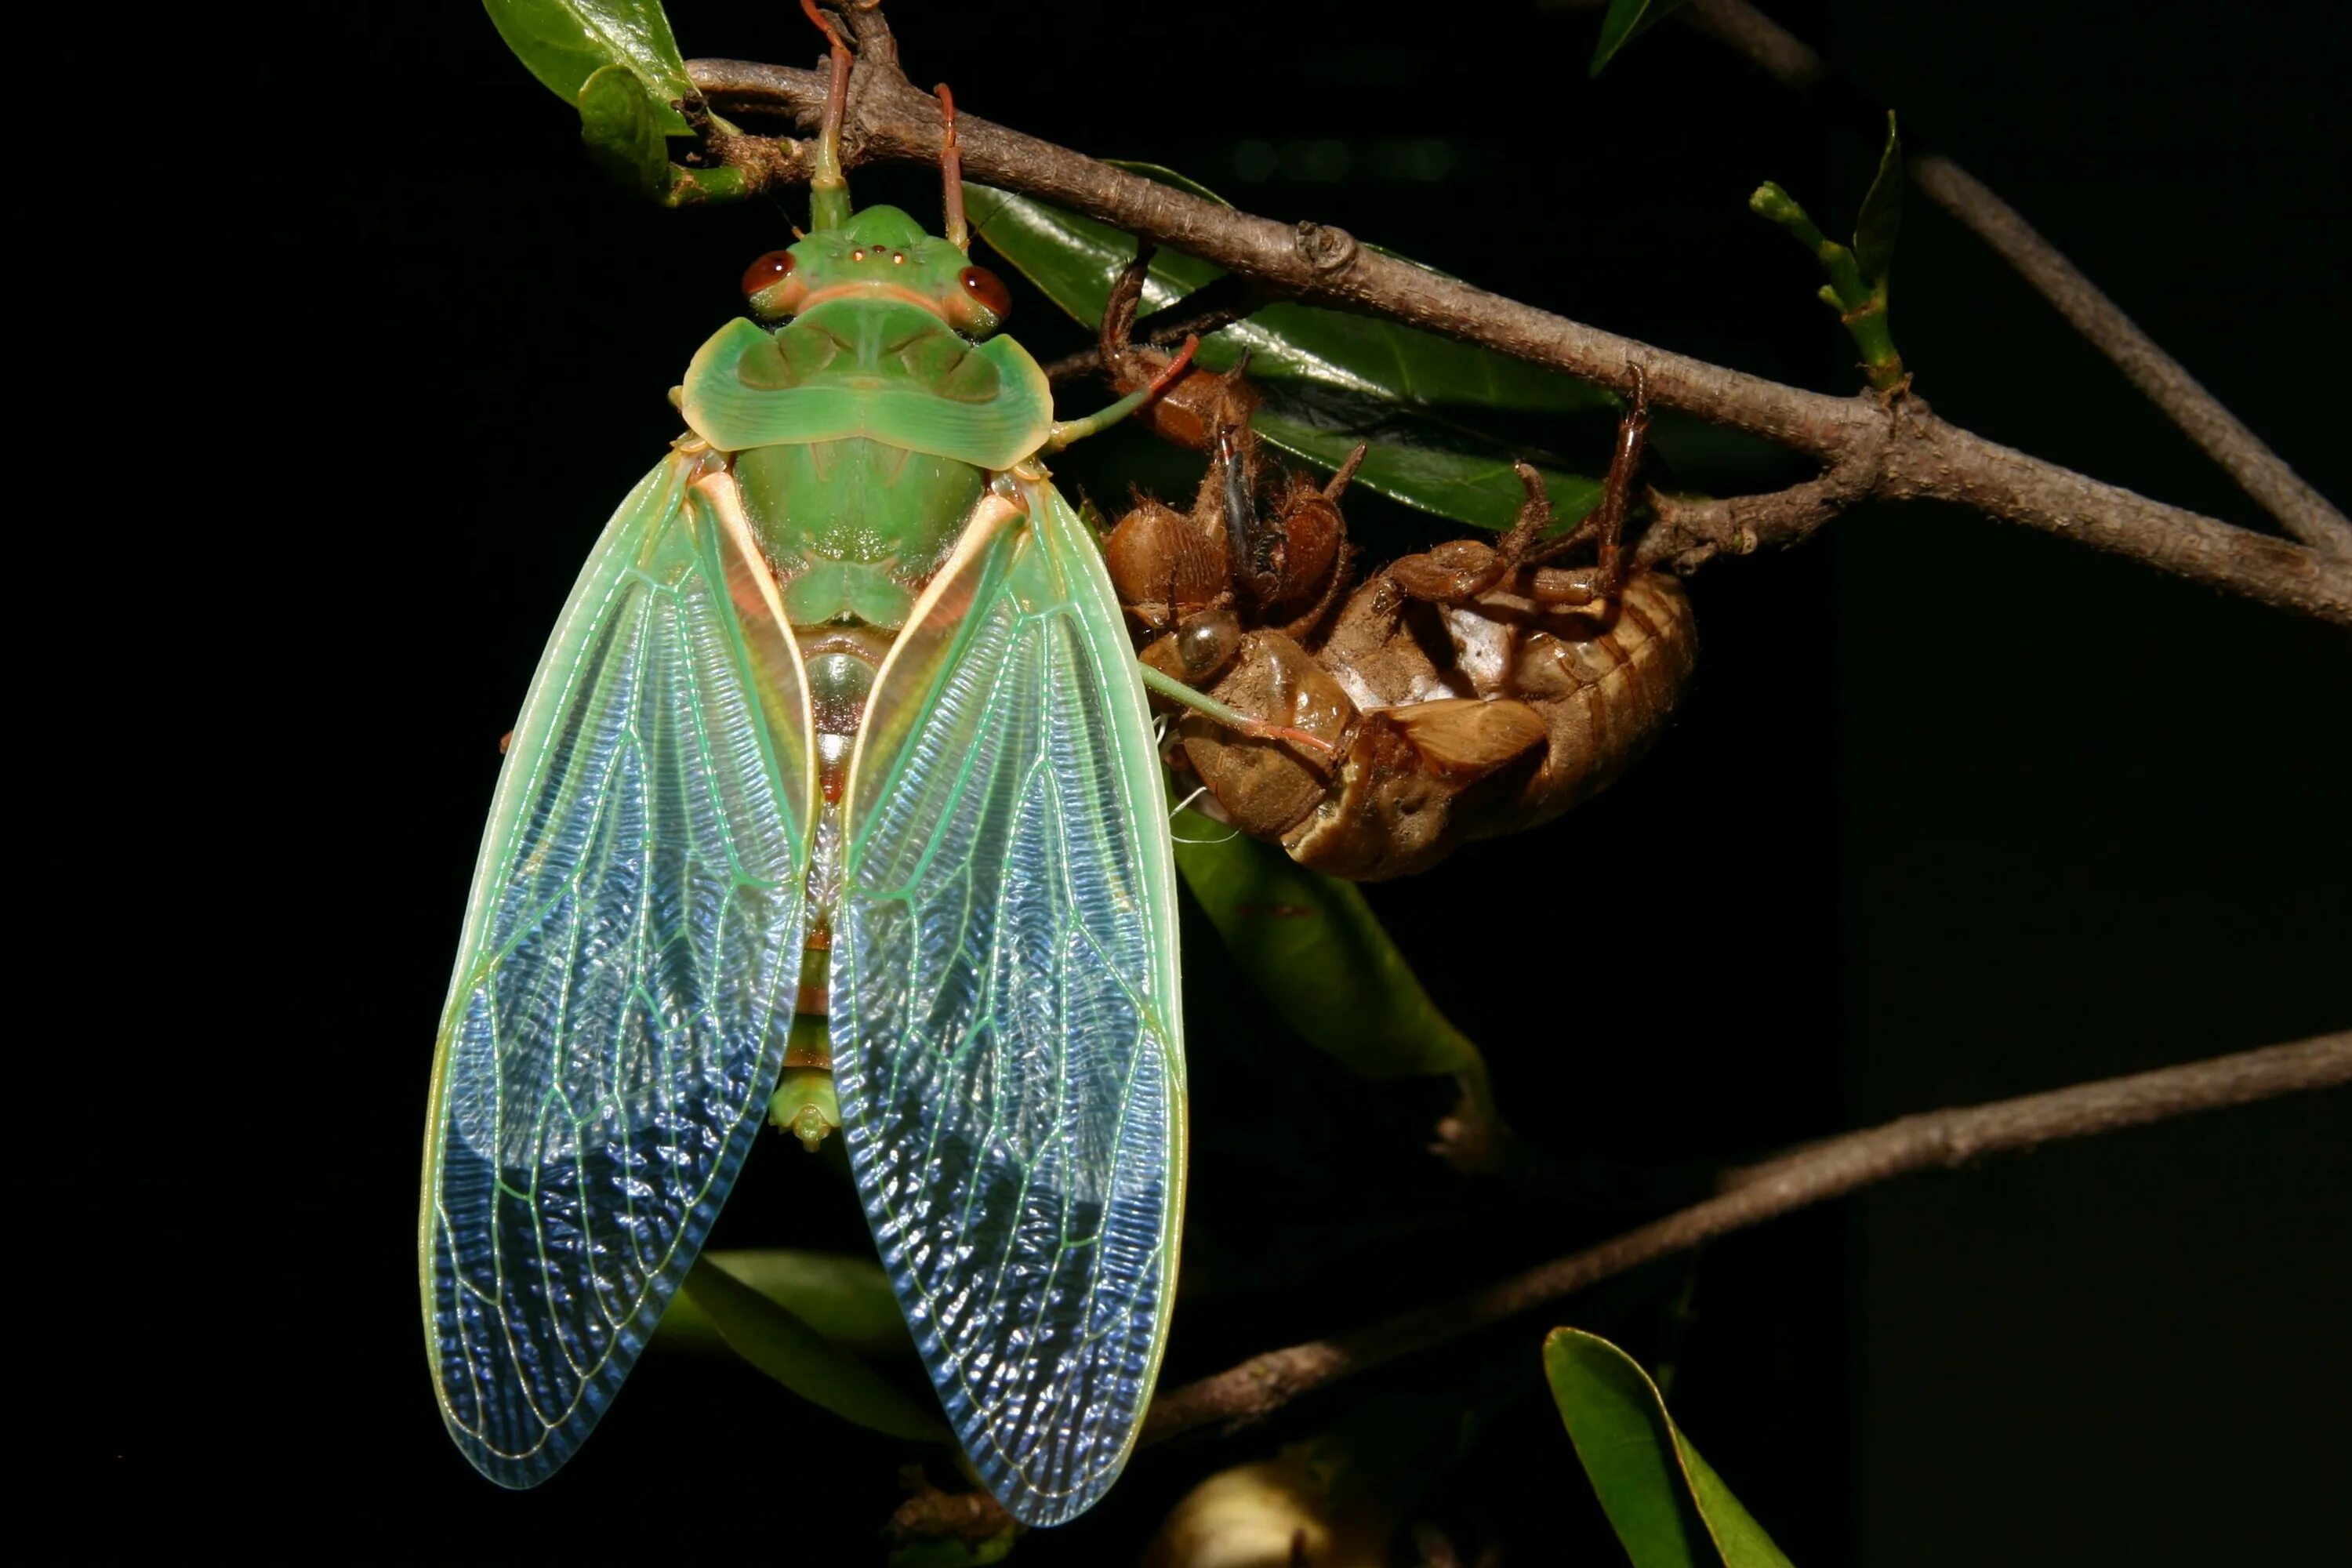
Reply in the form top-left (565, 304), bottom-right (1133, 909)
top-left (741, 205), bottom-right (1012, 339)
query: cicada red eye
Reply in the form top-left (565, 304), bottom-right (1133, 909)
top-left (959, 266), bottom-right (1011, 321)
top-left (740, 250), bottom-right (795, 296)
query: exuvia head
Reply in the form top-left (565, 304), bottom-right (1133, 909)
top-left (739, 205), bottom-right (1012, 337)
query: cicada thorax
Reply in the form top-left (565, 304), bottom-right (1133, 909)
top-left (674, 209), bottom-right (1058, 1152)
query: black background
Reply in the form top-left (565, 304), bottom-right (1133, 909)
top-left (71, 2), bottom-right (2346, 1561)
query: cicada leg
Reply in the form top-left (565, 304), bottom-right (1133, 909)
top-left (1096, 238), bottom-right (1265, 456)
top-left (1520, 363), bottom-right (1650, 608)
top-left (1386, 369), bottom-right (1652, 615)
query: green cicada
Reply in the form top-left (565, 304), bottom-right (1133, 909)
top-left (420, 27), bottom-right (1196, 1526)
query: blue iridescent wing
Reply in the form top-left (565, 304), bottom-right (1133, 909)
top-left (833, 479), bottom-right (1187, 1526)
top-left (420, 449), bottom-right (816, 1485)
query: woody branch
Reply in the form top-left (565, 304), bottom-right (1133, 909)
top-left (1646, 0), bottom-right (2352, 561)
top-left (1140, 1031), bottom-right (2352, 1443)
top-left (681, 9), bottom-right (2350, 628)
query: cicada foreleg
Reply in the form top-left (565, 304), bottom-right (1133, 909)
top-left (1520, 363), bottom-right (1650, 609)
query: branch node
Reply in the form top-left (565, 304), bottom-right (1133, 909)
top-left (1640, 394), bottom-right (1894, 572)
top-left (705, 131), bottom-right (809, 194)
top-left (1294, 220), bottom-right (1359, 274)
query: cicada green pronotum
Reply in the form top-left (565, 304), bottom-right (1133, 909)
top-left (421, 23), bottom-right (1194, 1526)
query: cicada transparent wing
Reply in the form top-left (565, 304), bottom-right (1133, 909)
top-left (420, 448), bottom-right (816, 1485)
top-left (834, 477), bottom-right (1187, 1526)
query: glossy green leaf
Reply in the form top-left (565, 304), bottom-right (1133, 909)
top-left (965, 176), bottom-right (1614, 532)
top-left (1172, 808), bottom-right (1497, 1132)
top-left (1544, 1328), bottom-right (1795, 1568)
top-left (655, 1250), bottom-right (917, 1359)
top-left (1853, 112), bottom-right (1904, 286)
top-left (1262, 414), bottom-right (1603, 533)
top-left (891, 1531), bottom-right (1019, 1568)
top-left (680, 1255), bottom-right (952, 1443)
top-left (1590, 0), bottom-right (1693, 77)
top-left (484, 0), bottom-right (694, 135)
top-left (576, 64), bottom-right (670, 199)
top-left (1076, 166), bottom-right (1605, 421)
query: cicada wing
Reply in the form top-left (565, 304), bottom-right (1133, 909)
top-left (835, 480), bottom-right (1187, 1526)
top-left (421, 450), bottom-right (816, 1486)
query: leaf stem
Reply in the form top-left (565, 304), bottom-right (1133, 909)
top-left (1748, 180), bottom-right (1904, 393)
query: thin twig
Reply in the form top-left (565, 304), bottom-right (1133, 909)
top-left (1639, 412), bottom-right (1892, 570)
top-left (1903, 154), bottom-right (2352, 559)
top-left (1668, 0), bottom-right (2352, 559)
top-left (682, 41), bottom-right (2352, 626)
top-left (1138, 1032), bottom-right (2351, 1444)
top-left (1674, 0), bottom-right (1827, 91)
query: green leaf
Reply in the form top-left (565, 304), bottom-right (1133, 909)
top-left (1852, 112), bottom-right (1904, 287)
top-left (576, 64), bottom-right (670, 199)
top-left (964, 176), bottom-right (1615, 532)
top-left (1590, 0), bottom-right (1693, 77)
top-left (1543, 1328), bottom-right (1795, 1568)
top-left (655, 1250), bottom-right (916, 1359)
top-left (484, 0), bottom-right (694, 136)
top-left (1298, 410), bottom-right (1603, 531)
top-left (680, 1256), bottom-right (951, 1443)
top-left (891, 1534), bottom-right (1018, 1568)
top-left (1172, 807), bottom-right (1494, 1106)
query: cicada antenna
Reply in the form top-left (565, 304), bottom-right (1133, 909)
top-left (799, 0), bottom-right (853, 230)
top-left (935, 83), bottom-right (969, 251)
